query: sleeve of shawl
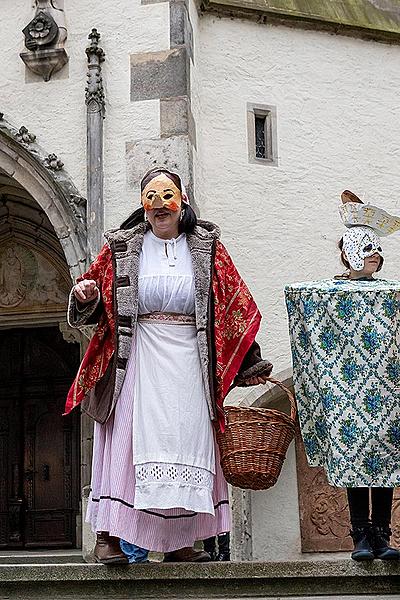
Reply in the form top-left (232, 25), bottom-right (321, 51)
top-left (213, 241), bottom-right (263, 399)
top-left (213, 241), bottom-right (272, 392)
top-left (67, 243), bottom-right (111, 328)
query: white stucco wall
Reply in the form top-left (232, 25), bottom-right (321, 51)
top-left (193, 15), bottom-right (400, 378)
top-left (1, 0), bottom-right (168, 229)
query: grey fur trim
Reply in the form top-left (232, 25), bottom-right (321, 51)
top-left (196, 220), bottom-right (221, 240)
top-left (67, 288), bottom-right (100, 328)
top-left (186, 226), bottom-right (216, 419)
top-left (105, 225), bottom-right (146, 415)
top-left (235, 360), bottom-right (273, 386)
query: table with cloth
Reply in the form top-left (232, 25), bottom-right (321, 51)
top-left (285, 279), bottom-right (400, 487)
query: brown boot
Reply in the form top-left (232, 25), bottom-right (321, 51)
top-left (94, 531), bottom-right (128, 565)
top-left (163, 546), bottom-right (211, 562)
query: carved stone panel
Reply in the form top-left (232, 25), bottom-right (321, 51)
top-left (296, 433), bottom-right (400, 551)
top-left (0, 242), bottom-right (69, 323)
top-left (20, 0), bottom-right (68, 81)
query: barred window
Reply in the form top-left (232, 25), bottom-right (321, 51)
top-left (247, 104), bottom-right (278, 166)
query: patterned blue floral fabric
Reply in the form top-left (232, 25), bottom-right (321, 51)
top-left (285, 279), bottom-right (400, 487)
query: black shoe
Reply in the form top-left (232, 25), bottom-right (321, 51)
top-left (370, 526), bottom-right (400, 560)
top-left (216, 533), bottom-right (230, 562)
top-left (350, 527), bottom-right (374, 561)
top-left (203, 536), bottom-right (217, 561)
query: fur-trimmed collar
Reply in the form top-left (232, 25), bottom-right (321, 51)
top-left (104, 220), bottom-right (220, 245)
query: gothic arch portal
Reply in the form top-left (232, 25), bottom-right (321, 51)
top-left (0, 116), bottom-right (87, 280)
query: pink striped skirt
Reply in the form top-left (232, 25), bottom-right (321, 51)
top-left (86, 363), bottom-right (230, 553)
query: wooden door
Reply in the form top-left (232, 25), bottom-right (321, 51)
top-left (0, 327), bottom-right (80, 548)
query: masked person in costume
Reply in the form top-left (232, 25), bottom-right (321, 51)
top-left (65, 167), bottom-right (272, 564)
top-left (286, 191), bottom-right (400, 562)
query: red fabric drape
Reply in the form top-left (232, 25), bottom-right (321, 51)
top-left (64, 244), bottom-right (115, 415)
top-left (212, 242), bottom-right (261, 430)
top-left (64, 240), bottom-right (261, 427)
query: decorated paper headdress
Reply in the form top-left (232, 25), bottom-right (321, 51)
top-left (340, 190), bottom-right (400, 237)
top-left (339, 190), bottom-right (400, 271)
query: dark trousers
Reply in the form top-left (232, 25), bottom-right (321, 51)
top-left (347, 488), bottom-right (394, 528)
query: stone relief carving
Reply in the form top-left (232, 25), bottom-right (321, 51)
top-left (0, 243), bottom-right (69, 313)
top-left (296, 433), bottom-right (400, 552)
top-left (20, 1), bottom-right (68, 81)
top-left (85, 29), bottom-right (105, 115)
top-left (1, 116), bottom-right (87, 226)
top-left (44, 153), bottom-right (64, 171)
top-left (59, 321), bottom-right (83, 345)
top-left (15, 126), bottom-right (36, 146)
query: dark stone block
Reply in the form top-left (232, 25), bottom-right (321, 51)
top-left (130, 49), bottom-right (188, 102)
top-left (170, 0), bottom-right (194, 61)
top-left (160, 97), bottom-right (188, 138)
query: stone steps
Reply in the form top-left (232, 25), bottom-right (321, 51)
top-left (0, 560), bottom-right (400, 599)
top-left (0, 550), bottom-right (83, 565)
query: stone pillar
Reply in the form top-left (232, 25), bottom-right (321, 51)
top-left (127, 0), bottom-right (197, 210)
top-left (230, 487), bottom-right (253, 561)
top-left (85, 29), bottom-right (105, 260)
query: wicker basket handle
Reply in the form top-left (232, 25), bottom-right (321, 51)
top-left (262, 376), bottom-right (297, 422)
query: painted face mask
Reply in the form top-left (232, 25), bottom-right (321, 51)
top-left (342, 226), bottom-right (383, 271)
top-left (141, 174), bottom-right (182, 212)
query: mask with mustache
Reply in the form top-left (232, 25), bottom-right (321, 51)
top-left (141, 174), bottom-right (182, 212)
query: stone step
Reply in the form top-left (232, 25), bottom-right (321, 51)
top-left (0, 560), bottom-right (400, 599)
top-left (0, 550), bottom-right (83, 565)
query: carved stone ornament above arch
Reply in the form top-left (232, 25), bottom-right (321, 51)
top-left (0, 115), bottom-right (87, 281)
top-left (20, 0), bottom-right (69, 81)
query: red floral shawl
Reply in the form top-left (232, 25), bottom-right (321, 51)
top-left (65, 240), bottom-right (261, 430)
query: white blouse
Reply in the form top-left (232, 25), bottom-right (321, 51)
top-left (138, 231), bottom-right (195, 315)
top-left (133, 230), bottom-right (215, 515)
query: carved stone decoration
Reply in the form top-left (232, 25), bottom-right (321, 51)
top-left (23, 11), bottom-right (58, 51)
top-left (15, 126), bottom-right (36, 145)
top-left (59, 321), bottom-right (83, 345)
top-left (85, 29), bottom-right (105, 116)
top-left (20, 1), bottom-right (68, 82)
top-left (296, 433), bottom-right (400, 552)
top-left (70, 194), bottom-right (86, 208)
top-left (44, 153), bottom-right (64, 171)
top-left (85, 28), bottom-right (105, 259)
top-left (0, 242), bottom-right (69, 316)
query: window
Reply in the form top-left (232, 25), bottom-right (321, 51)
top-left (247, 103), bottom-right (278, 166)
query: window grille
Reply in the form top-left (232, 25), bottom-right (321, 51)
top-left (247, 103), bottom-right (278, 166)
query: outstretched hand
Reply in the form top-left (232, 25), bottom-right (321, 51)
top-left (73, 279), bottom-right (99, 304)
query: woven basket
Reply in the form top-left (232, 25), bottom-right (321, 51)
top-left (216, 377), bottom-right (297, 491)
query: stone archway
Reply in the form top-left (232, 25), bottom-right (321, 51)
top-left (0, 115), bottom-right (87, 279)
top-left (0, 115), bottom-right (89, 551)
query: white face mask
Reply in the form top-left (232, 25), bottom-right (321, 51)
top-left (342, 226), bottom-right (383, 271)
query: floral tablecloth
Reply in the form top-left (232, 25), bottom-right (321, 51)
top-left (285, 279), bottom-right (400, 487)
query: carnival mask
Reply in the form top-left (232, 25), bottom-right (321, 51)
top-left (141, 174), bottom-right (182, 212)
top-left (342, 226), bottom-right (383, 271)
